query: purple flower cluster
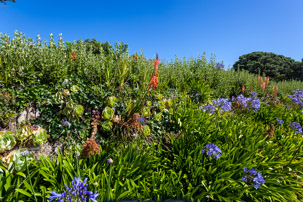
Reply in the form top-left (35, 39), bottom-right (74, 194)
top-left (289, 122), bottom-right (302, 134)
top-left (49, 177), bottom-right (98, 202)
top-left (276, 118), bottom-right (284, 125)
top-left (214, 62), bottom-right (225, 69)
top-left (62, 120), bottom-right (70, 127)
top-left (201, 143), bottom-right (222, 159)
top-left (136, 116), bottom-right (146, 125)
top-left (250, 91), bottom-right (258, 96)
top-left (21, 150), bottom-right (29, 157)
top-left (241, 168), bottom-right (265, 189)
top-left (200, 98), bottom-right (232, 114)
top-left (232, 94), bottom-right (261, 112)
top-left (288, 89), bottom-right (303, 109)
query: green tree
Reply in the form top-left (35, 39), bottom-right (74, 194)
top-left (0, 0), bottom-right (16, 4)
top-left (291, 62), bottom-right (303, 81)
top-left (233, 51), bottom-right (297, 81)
top-left (80, 38), bottom-right (128, 56)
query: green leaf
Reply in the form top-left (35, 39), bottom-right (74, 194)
top-left (15, 188), bottom-right (32, 197)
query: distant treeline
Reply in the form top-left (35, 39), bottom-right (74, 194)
top-left (233, 51), bottom-right (303, 81)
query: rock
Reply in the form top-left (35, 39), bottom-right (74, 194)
top-left (17, 107), bottom-right (40, 124)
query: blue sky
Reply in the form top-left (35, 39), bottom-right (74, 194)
top-left (1, 0), bottom-right (303, 68)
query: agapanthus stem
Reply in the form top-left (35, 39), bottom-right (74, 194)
top-left (106, 164), bottom-right (112, 201)
top-left (25, 157), bottom-right (38, 202)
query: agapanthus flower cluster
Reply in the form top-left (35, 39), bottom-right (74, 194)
top-left (201, 143), bottom-right (222, 159)
top-left (62, 120), bottom-right (70, 127)
top-left (200, 98), bottom-right (231, 114)
top-left (250, 91), bottom-right (258, 96)
top-left (214, 62), bottom-right (225, 69)
top-left (287, 89), bottom-right (303, 109)
top-left (232, 94), bottom-right (261, 112)
top-left (276, 118), bottom-right (284, 125)
top-left (241, 168), bottom-right (265, 189)
top-left (136, 116), bottom-right (146, 125)
top-left (21, 150), bottom-right (29, 157)
top-left (49, 177), bottom-right (98, 202)
top-left (289, 122), bottom-right (303, 134)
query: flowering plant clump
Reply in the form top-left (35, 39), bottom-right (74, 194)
top-left (288, 89), bottom-right (303, 109)
top-left (200, 98), bottom-right (231, 114)
top-left (276, 118), bottom-right (284, 125)
top-left (201, 143), bottom-right (222, 159)
top-left (289, 122), bottom-right (302, 134)
top-left (49, 177), bottom-right (98, 202)
top-left (241, 168), bottom-right (265, 189)
top-left (232, 94), bottom-right (261, 112)
top-left (214, 62), bottom-right (225, 69)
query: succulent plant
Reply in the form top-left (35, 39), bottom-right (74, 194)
top-left (15, 125), bottom-right (32, 141)
top-left (142, 106), bottom-right (151, 118)
top-left (142, 125), bottom-right (151, 136)
top-left (0, 130), bottom-right (16, 153)
top-left (30, 127), bottom-right (49, 146)
top-left (106, 96), bottom-right (117, 107)
top-left (153, 112), bottom-right (162, 122)
top-left (157, 101), bottom-right (166, 112)
top-left (154, 94), bottom-right (163, 100)
top-left (101, 120), bottom-right (113, 132)
top-left (102, 107), bottom-right (114, 120)
top-left (63, 89), bottom-right (70, 97)
top-left (165, 98), bottom-right (173, 108)
top-left (15, 126), bottom-right (49, 146)
top-left (70, 85), bottom-right (79, 93)
top-left (146, 100), bottom-right (152, 107)
top-left (1, 148), bottom-right (34, 171)
top-left (73, 104), bottom-right (84, 117)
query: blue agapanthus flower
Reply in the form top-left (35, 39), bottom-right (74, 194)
top-left (290, 122), bottom-right (303, 134)
top-left (276, 118), bottom-right (284, 125)
top-left (200, 98), bottom-right (232, 114)
top-left (214, 62), bottom-right (225, 69)
top-left (49, 177), bottom-right (98, 202)
top-left (21, 150), bottom-right (29, 157)
top-left (136, 116), bottom-right (146, 125)
top-left (62, 120), bottom-right (70, 127)
top-left (242, 168), bottom-right (265, 189)
top-left (250, 91), bottom-right (258, 96)
top-left (232, 94), bottom-right (261, 112)
top-left (201, 143), bottom-right (222, 159)
top-left (287, 89), bottom-right (303, 109)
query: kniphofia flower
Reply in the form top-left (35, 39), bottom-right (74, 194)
top-left (148, 53), bottom-right (160, 91)
top-left (273, 85), bottom-right (278, 100)
top-left (242, 84), bottom-right (245, 93)
top-left (70, 52), bottom-right (76, 60)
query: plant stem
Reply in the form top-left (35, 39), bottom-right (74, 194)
top-left (25, 157), bottom-right (38, 202)
top-left (106, 164), bottom-right (112, 201)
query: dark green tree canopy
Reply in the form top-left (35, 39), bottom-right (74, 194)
top-left (233, 51), bottom-right (297, 81)
top-left (78, 38), bottom-right (128, 56)
top-left (0, 0), bottom-right (16, 4)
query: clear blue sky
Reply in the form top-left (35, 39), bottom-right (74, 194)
top-left (1, 0), bottom-right (303, 68)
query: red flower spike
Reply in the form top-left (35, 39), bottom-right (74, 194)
top-left (70, 52), bottom-right (76, 60)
